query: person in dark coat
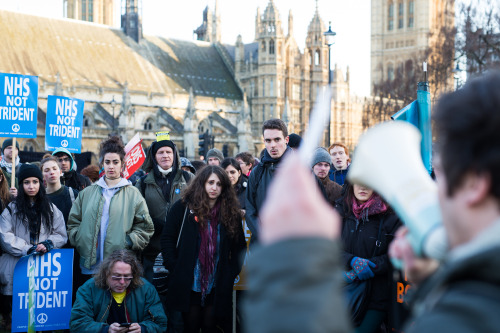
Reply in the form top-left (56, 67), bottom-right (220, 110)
top-left (161, 166), bottom-right (246, 333)
top-left (336, 183), bottom-right (401, 331)
top-left (221, 157), bottom-right (248, 211)
top-left (52, 147), bottom-right (91, 191)
top-left (246, 118), bottom-right (291, 243)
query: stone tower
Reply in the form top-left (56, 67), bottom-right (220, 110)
top-left (194, 0), bottom-right (221, 43)
top-left (121, 0), bottom-right (142, 43)
top-left (63, 0), bottom-right (115, 26)
top-left (371, 0), bottom-right (455, 93)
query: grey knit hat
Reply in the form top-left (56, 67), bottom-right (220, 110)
top-left (206, 148), bottom-right (224, 162)
top-left (311, 147), bottom-right (332, 168)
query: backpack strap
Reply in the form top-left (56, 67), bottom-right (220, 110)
top-left (68, 186), bottom-right (76, 203)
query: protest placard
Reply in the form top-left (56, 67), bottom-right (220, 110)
top-left (0, 73), bottom-right (38, 138)
top-left (12, 249), bottom-right (73, 332)
top-left (123, 140), bottom-right (145, 179)
top-left (45, 95), bottom-right (84, 153)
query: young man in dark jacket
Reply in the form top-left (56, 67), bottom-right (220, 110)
top-left (312, 147), bottom-right (342, 207)
top-left (52, 147), bottom-right (91, 191)
top-left (245, 118), bottom-right (291, 243)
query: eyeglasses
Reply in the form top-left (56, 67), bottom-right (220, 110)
top-left (111, 276), bottom-right (133, 282)
top-left (57, 157), bottom-right (71, 163)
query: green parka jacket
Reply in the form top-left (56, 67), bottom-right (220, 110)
top-left (67, 180), bottom-right (154, 270)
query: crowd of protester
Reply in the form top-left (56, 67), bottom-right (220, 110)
top-left (0, 119), bottom-right (400, 333)
top-left (0, 70), bottom-right (498, 333)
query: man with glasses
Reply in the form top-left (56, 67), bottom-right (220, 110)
top-left (71, 249), bottom-right (167, 333)
top-left (52, 147), bottom-right (91, 191)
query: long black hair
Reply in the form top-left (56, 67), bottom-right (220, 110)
top-left (15, 180), bottom-right (54, 235)
top-left (221, 157), bottom-right (247, 195)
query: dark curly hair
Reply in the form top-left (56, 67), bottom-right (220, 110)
top-left (221, 157), bottom-right (246, 196)
top-left (99, 136), bottom-right (125, 166)
top-left (182, 165), bottom-right (241, 238)
top-left (93, 249), bottom-right (144, 290)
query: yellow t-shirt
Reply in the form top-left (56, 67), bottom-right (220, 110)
top-left (111, 291), bottom-right (126, 305)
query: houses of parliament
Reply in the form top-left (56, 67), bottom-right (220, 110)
top-left (0, 0), bottom-right (453, 158)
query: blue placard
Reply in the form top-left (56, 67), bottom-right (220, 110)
top-left (45, 95), bottom-right (84, 153)
top-left (12, 249), bottom-right (74, 332)
top-left (0, 73), bottom-right (38, 138)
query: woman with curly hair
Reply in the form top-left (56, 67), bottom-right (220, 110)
top-left (161, 165), bottom-right (246, 333)
top-left (0, 164), bottom-right (67, 330)
top-left (67, 136), bottom-right (154, 289)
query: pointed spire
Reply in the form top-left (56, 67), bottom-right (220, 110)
top-left (54, 72), bottom-right (62, 96)
top-left (288, 9), bottom-right (294, 37)
top-left (186, 86), bottom-right (196, 118)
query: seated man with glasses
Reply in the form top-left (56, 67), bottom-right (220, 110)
top-left (70, 249), bottom-right (167, 333)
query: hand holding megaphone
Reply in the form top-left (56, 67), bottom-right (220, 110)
top-left (347, 121), bottom-right (447, 265)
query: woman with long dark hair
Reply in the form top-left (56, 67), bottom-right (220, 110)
top-left (0, 164), bottom-right (67, 330)
top-left (67, 136), bottom-right (154, 288)
top-left (221, 157), bottom-right (248, 212)
top-left (161, 165), bottom-right (246, 333)
top-left (336, 183), bottom-right (401, 332)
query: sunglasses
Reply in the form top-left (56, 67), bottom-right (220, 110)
top-left (110, 276), bottom-right (133, 282)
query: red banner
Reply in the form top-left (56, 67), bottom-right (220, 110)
top-left (122, 141), bottom-right (145, 179)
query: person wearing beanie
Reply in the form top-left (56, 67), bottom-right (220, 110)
top-left (1, 138), bottom-right (22, 193)
top-left (135, 135), bottom-right (194, 333)
top-left (0, 163), bottom-right (67, 329)
top-left (288, 133), bottom-right (302, 151)
top-left (52, 147), bottom-right (91, 191)
top-left (206, 148), bottom-right (224, 166)
top-left (312, 147), bottom-right (342, 207)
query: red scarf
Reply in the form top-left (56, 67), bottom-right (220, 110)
top-left (352, 194), bottom-right (387, 220)
top-left (198, 202), bottom-right (220, 300)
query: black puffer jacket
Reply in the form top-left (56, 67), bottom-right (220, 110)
top-left (336, 199), bottom-right (402, 312)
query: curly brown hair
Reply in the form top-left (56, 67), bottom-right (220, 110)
top-left (182, 165), bottom-right (241, 238)
top-left (99, 136), bottom-right (125, 166)
top-left (93, 249), bottom-right (144, 290)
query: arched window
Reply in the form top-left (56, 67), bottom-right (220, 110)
top-left (270, 78), bottom-right (274, 96)
top-left (398, 2), bottom-right (404, 29)
top-left (388, 1), bottom-right (394, 31)
top-left (387, 64), bottom-right (394, 81)
top-left (405, 60), bottom-right (414, 78)
top-left (397, 63), bottom-right (404, 79)
top-left (314, 50), bottom-right (320, 66)
top-left (83, 114), bottom-right (90, 127)
top-left (261, 41), bottom-right (266, 52)
top-left (408, 1), bottom-right (414, 27)
top-left (144, 118), bottom-right (154, 131)
top-left (262, 79), bottom-right (266, 97)
top-left (269, 39), bottom-right (275, 55)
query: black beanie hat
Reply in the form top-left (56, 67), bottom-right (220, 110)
top-left (288, 133), bottom-right (302, 148)
top-left (2, 138), bottom-right (20, 153)
top-left (152, 140), bottom-right (176, 156)
top-left (18, 164), bottom-right (43, 183)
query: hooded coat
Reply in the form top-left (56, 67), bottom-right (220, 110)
top-left (52, 147), bottom-right (91, 191)
top-left (135, 142), bottom-right (193, 260)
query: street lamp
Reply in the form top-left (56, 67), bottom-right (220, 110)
top-left (323, 21), bottom-right (336, 145)
top-left (110, 96), bottom-right (116, 133)
top-left (453, 63), bottom-right (463, 91)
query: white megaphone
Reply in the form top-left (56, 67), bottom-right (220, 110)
top-left (348, 121), bottom-right (447, 261)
